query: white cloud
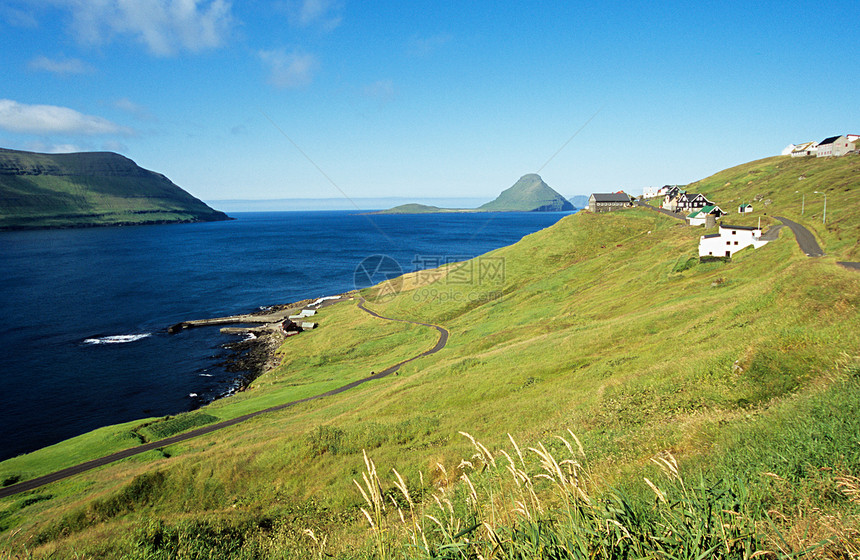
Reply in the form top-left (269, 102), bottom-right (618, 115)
top-left (259, 49), bottom-right (318, 89)
top-left (27, 55), bottom-right (94, 75)
top-left (0, 99), bottom-right (134, 136)
top-left (1, 5), bottom-right (38, 28)
top-left (49, 0), bottom-right (234, 56)
top-left (112, 97), bottom-right (156, 121)
top-left (288, 0), bottom-right (342, 30)
top-left (24, 140), bottom-right (88, 153)
top-left (102, 140), bottom-right (129, 153)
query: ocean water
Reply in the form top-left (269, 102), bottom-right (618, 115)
top-left (0, 210), bottom-right (569, 461)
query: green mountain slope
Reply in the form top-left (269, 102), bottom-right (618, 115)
top-left (1, 156), bottom-right (859, 557)
top-left (479, 173), bottom-right (574, 211)
top-left (0, 148), bottom-right (230, 229)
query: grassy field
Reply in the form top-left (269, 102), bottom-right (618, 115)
top-left (1, 155), bottom-right (858, 558)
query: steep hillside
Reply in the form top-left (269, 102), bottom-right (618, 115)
top-left (479, 173), bottom-right (574, 211)
top-left (1, 156), bottom-right (859, 558)
top-left (0, 148), bottom-right (230, 229)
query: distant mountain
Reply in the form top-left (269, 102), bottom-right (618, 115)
top-left (568, 195), bottom-right (589, 209)
top-left (478, 174), bottom-right (574, 212)
top-left (0, 148), bottom-right (230, 230)
top-left (375, 203), bottom-right (463, 214)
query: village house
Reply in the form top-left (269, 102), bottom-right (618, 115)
top-left (698, 224), bottom-right (768, 258)
top-left (687, 205), bottom-right (726, 226)
top-left (790, 141), bottom-right (818, 157)
top-left (588, 192), bottom-right (631, 212)
top-left (738, 203), bottom-right (753, 214)
top-left (664, 191), bottom-right (713, 212)
top-left (816, 135), bottom-right (859, 158)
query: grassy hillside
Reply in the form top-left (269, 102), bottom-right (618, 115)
top-left (1, 155), bottom-right (859, 558)
top-left (0, 148), bottom-right (230, 229)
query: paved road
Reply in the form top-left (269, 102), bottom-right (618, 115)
top-left (634, 199), bottom-right (686, 221)
top-left (759, 224), bottom-right (783, 241)
top-left (0, 298), bottom-right (448, 499)
top-left (774, 216), bottom-right (825, 257)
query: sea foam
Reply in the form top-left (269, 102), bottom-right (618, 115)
top-left (83, 334), bottom-right (152, 345)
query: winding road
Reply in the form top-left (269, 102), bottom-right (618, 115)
top-left (0, 298), bottom-right (448, 499)
top-left (774, 216), bottom-right (825, 257)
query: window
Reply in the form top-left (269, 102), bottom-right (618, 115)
top-left (734, 241), bottom-right (739, 245)
top-left (732, 230), bottom-right (737, 235)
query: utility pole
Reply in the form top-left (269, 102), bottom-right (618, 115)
top-left (814, 191), bottom-right (826, 224)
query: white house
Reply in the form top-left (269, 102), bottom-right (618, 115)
top-left (816, 135), bottom-right (856, 157)
top-left (790, 141), bottom-right (818, 157)
top-left (781, 144), bottom-right (796, 156)
top-left (687, 205), bottom-right (725, 226)
top-left (642, 186), bottom-right (664, 198)
top-left (738, 203), bottom-right (753, 213)
top-left (698, 224), bottom-right (768, 258)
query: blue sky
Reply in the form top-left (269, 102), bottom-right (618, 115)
top-left (1, 1), bottom-right (858, 203)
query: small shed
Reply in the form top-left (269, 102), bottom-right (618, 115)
top-left (738, 203), bottom-right (753, 214)
top-left (299, 322), bottom-right (317, 330)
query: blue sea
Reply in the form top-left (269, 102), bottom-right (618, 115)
top-left (0, 211), bottom-right (569, 461)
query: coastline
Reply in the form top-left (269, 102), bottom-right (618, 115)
top-left (190, 294), bottom-right (352, 401)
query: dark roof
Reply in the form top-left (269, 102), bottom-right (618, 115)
top-left (703, 233), bottom-right (721, 239)
top-left (591, 193), bottom-right (630, 203)
top-left (720, 224), bottom-right (758, 231)
top-left (819, 135), bottom-right (841, 145)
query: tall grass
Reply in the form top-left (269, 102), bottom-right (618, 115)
top-left (351, 430), bottom-right (853, 559)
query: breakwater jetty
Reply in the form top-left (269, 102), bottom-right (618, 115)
top-left (167, 294), bottom-right (349, 335)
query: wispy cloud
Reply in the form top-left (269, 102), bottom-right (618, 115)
top-left (101, 140), bottom-right (129, 153)
top-left (23, 141), bottom-right (87, 153)
top-left (1, 5), bottom-right (38, 28)
top-left (287, 0), bottom-right (342, 30)
top-left (27, 55), bottom-right (94, 75)
top-left (47, 0), bottom-right (234, 56)
top-left (259, 49), bottom-right (318, 89)
top-left (408, 33), bottom-right (453, 56)
top-left (112, 97), bottom-right (156, 121)
top-left (0, 99), bottom-right (134, 135)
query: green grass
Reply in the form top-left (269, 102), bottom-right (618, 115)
top-left (1, 155), bottom-right (859, 558)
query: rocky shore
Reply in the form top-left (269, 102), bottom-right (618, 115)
top-left (177, 294), bottom-right (351, 397)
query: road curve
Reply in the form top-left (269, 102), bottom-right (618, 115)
top-left (0, 298), bottom-right (448, 499)
top-left (774, 216), bottom-right (825, 257)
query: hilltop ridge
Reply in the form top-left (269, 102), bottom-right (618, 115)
top-left (0, 148), bottom-right (230, 230)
